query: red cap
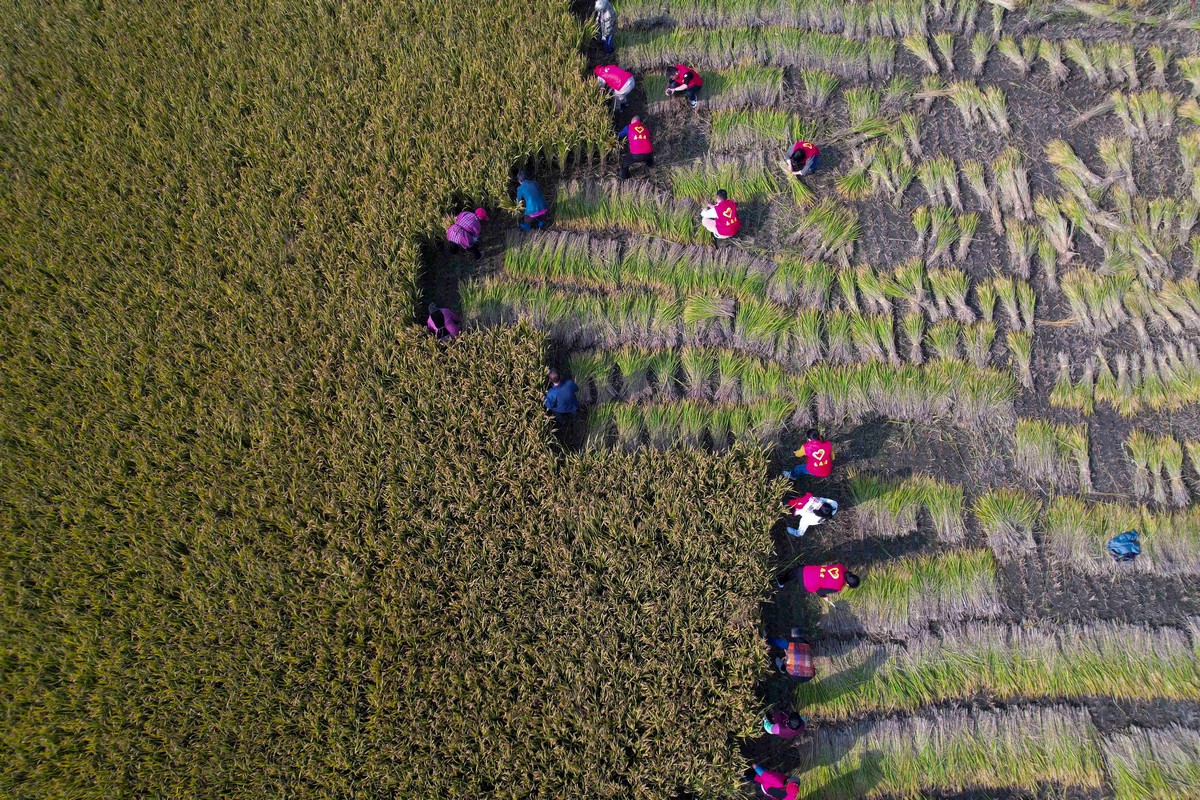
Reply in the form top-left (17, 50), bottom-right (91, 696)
top-left (475, 207), bottom-right (489, 222)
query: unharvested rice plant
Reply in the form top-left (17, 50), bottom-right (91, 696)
top-left (450, 0), bottom-right (1200, 796)
top-left (6, 0), bottom-right (1200, 797)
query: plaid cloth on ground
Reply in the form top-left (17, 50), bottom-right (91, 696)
top-left (782, 641), bottom-right (814, 679)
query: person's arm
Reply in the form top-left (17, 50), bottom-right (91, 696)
top-left (766, 637), bottom-right (787, 650)
top-left (616, 124), bottom-right (630, 141)
top-left (544, 389), bottom-right (555, 411)
top-left (701, 207), bottom-right (717, 219)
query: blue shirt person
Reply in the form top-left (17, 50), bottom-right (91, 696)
top-left (544, 370), bottom-right (578, 419)
top-left (516, 172), bottom-right (548, 230)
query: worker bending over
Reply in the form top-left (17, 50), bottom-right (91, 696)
top-left (426, 304), bottom-right (461, 340)
top-left (664, 63), bottom-right (703, 108)
top-left (788, 139), bottom-right (820, 177)
top-left (763, 707), bottom-right (806, 739)
top-left (746, 765), bottom-right (800, 800)
top-left (783, 428), bottom-right (833, 480)
top-left (515, 172), bottom-right (548, 231)
top-left (784, 492), bottom-right (838, 537)
top-left (617, 115), bottom-right (654, 179)
top-left (444, 207), bottom-right (488, 260)
top-left (766, 628), bottom-right (815, 681)
top-left (594, 0), bottom-right (617, 54)
top-left (594, 64), bottom-right (635, 112)
top-left (775, 563), bottom-right (860, 596)
top-left (700, 189), bottom-right (741, 240)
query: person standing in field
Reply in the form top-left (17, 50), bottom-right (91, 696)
top-left (594, 63), bottom-right (635, 112)
top-left (664, 63), bottom-right (703, 109)
top-left (515, 172), bottom-right (548, 231)
top-left (444, 207), bottom-right (488, 260)
top-left (426, 304), bottom-right (462, 340)
top-left (775, 563), bottom-right (860, 597)
top-left (700, 189), bottom-right (741, 240)
top-left (594, 0), bottom-right (617, 54)
top-left (782, 428), bottom-right (833, 480)
top-left (763, 707), bottom-right (806, 739)
top-left (617, 115), bottom-right (653, 179)
top-left (766, 628), bottom-right (815, 681)
top-left (544, 369), bottom-right (579, 428)
top-left (783, 492), bottom-right (838, 537)
top-left (746, 765), bottom-right (800, 800)
top-left (787, 139), bottom-right (820, 177)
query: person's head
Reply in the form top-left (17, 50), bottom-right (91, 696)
top-left (631, 114), bottom-right (640, 124)
top-left (663, 66), bottom-right (675, 78)
top-left (595, 0), bottom-right (605, 8)
top-left (427, 303), bottom-right (438, 316)
top-left (845, 572), bottom-right (861, 588)
top-left (715, 189), bottom-right (728, 201)
top-left (548, 369), bottom-right (561, 386)
top-left (815, 502), bottom-right (835, 519)
top-left (787, 712), bottom-right (804, 730)
top-left (806, 428), bottom-right (821, 441)
top-left (516, 171), bottom-right (527, 185)
top-left (474, 207), bottom-right (489, 222)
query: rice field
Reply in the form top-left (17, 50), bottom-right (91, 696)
top-left (8, 0), bottom-right (1200, 797)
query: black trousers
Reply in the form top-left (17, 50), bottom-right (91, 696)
top-left (620, 151), bottom-right (654, 179)
top-left (446, 240), bottom-right (482, 259)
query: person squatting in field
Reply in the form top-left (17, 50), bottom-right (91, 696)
top-left (426, 304), bottom-right (461, 340)
top-left (782, 428), bottom-right (833, 480)
top-left (700, 189), bottom-right (741, 239)
top-left (763, 707), bottom-right (806, 739)
top-left (787, 139), bottom-right (820, 177)
top-left (594, 63), bottom-right (635, 112)
top-left (766, 628), bottom-right (815, 681)
top-left (444, 207), bottom-right (488, 260)
top-left (544, 369), bottom-right (578, 426)
top-left (783, 492), bottom-right (838, 537)
top-left (746, 765), bottom-right (800, 800)
top-left (515, 173), bottom-right (548, 231)
top-left (775, 563), bottom-right (860, 596)
top-left (617, 115), bottom-right (653, 179)
top-left (594, 0), bottom-right (616, 54)
top-left (664, 63), bottom-right (703, 108)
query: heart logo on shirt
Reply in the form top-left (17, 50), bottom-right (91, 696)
top-left (812, 448), bottom-right (825, 460)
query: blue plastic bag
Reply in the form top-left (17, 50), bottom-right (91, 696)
top-left (1108, 530), bottom-right (1141, 562)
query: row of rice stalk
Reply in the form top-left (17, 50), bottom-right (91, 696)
top-left (1061, 39), bottom-right (1141, 89)
top-left (1044, 496), bottom-right (1200, 575)
top-left (710, 108), bottom-right (822, 153)
top-left (1012, 418), bottom-right (1091, 492)
top-left (462, 278), bottom-right (687, 350)
top-left (502, 231), bottom-right (621, 289)
top-left (793, 621), bottom-right (1200, 720)
top-left (767, 256), bottom-right (835, 308)
top-left (976, 275), bottom-right (1035, 332)
top-left (670, 154), bottom-right (780, 202)
top-left (1079, 89), bottom-right (1179, 140)
top-left (1125, 428), bottom-right (1188, 507)
top-left (810, 358), bottom-right (1017, 427)
top-left (788, 197), bottom-right (860, 264)
top-left (790, 706), bottom-right (1104, 800)
top-left (617, 0), bottom-right (979, 39)
top-left (554, 179), bottom-right (702, 245)
top-left (615, 27), bottom-right (894, 79)
top-left (846, 471), bottom-right (966, 542)
top-left (993, 35), bottom-right (1042, 76)
top-left (926, 264), bottom-right (975, 321)
top-left (1002, 219), bottom-right (1043, 280)
top-left (643, 64), bottom-right (784, 110)
top-left (973, 487), bottom-right (1039, 560)
top-left (588, 345), bottom-right (1018, 427)
top-left (1051, 343), bottom-right (1200, 416)
top-left (1060, 269), bottom-right (1200, 340)
top-left (914, 156), bottom-right (962, 210)
top-left (819, 549), bottom-right (1002, 637)
top-left (912, 207), bottom-right (979, 267)
top-left (620, 237), bottom-right (777, 300)
top-left (1104, 725), bottom-right (1200, 800)
top-left (920, 80), bottom-right (1009, 135)
top-left (837, 142), bottom-right (918, 206)
top-left (587, 398), bottom-right (797, 450)
top-left (923, 319), bottom-right (997, 368)
top-left (1181, 131), bottom-right (1200, 200)
top-left (901, 32), bottom-right (961, 74)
